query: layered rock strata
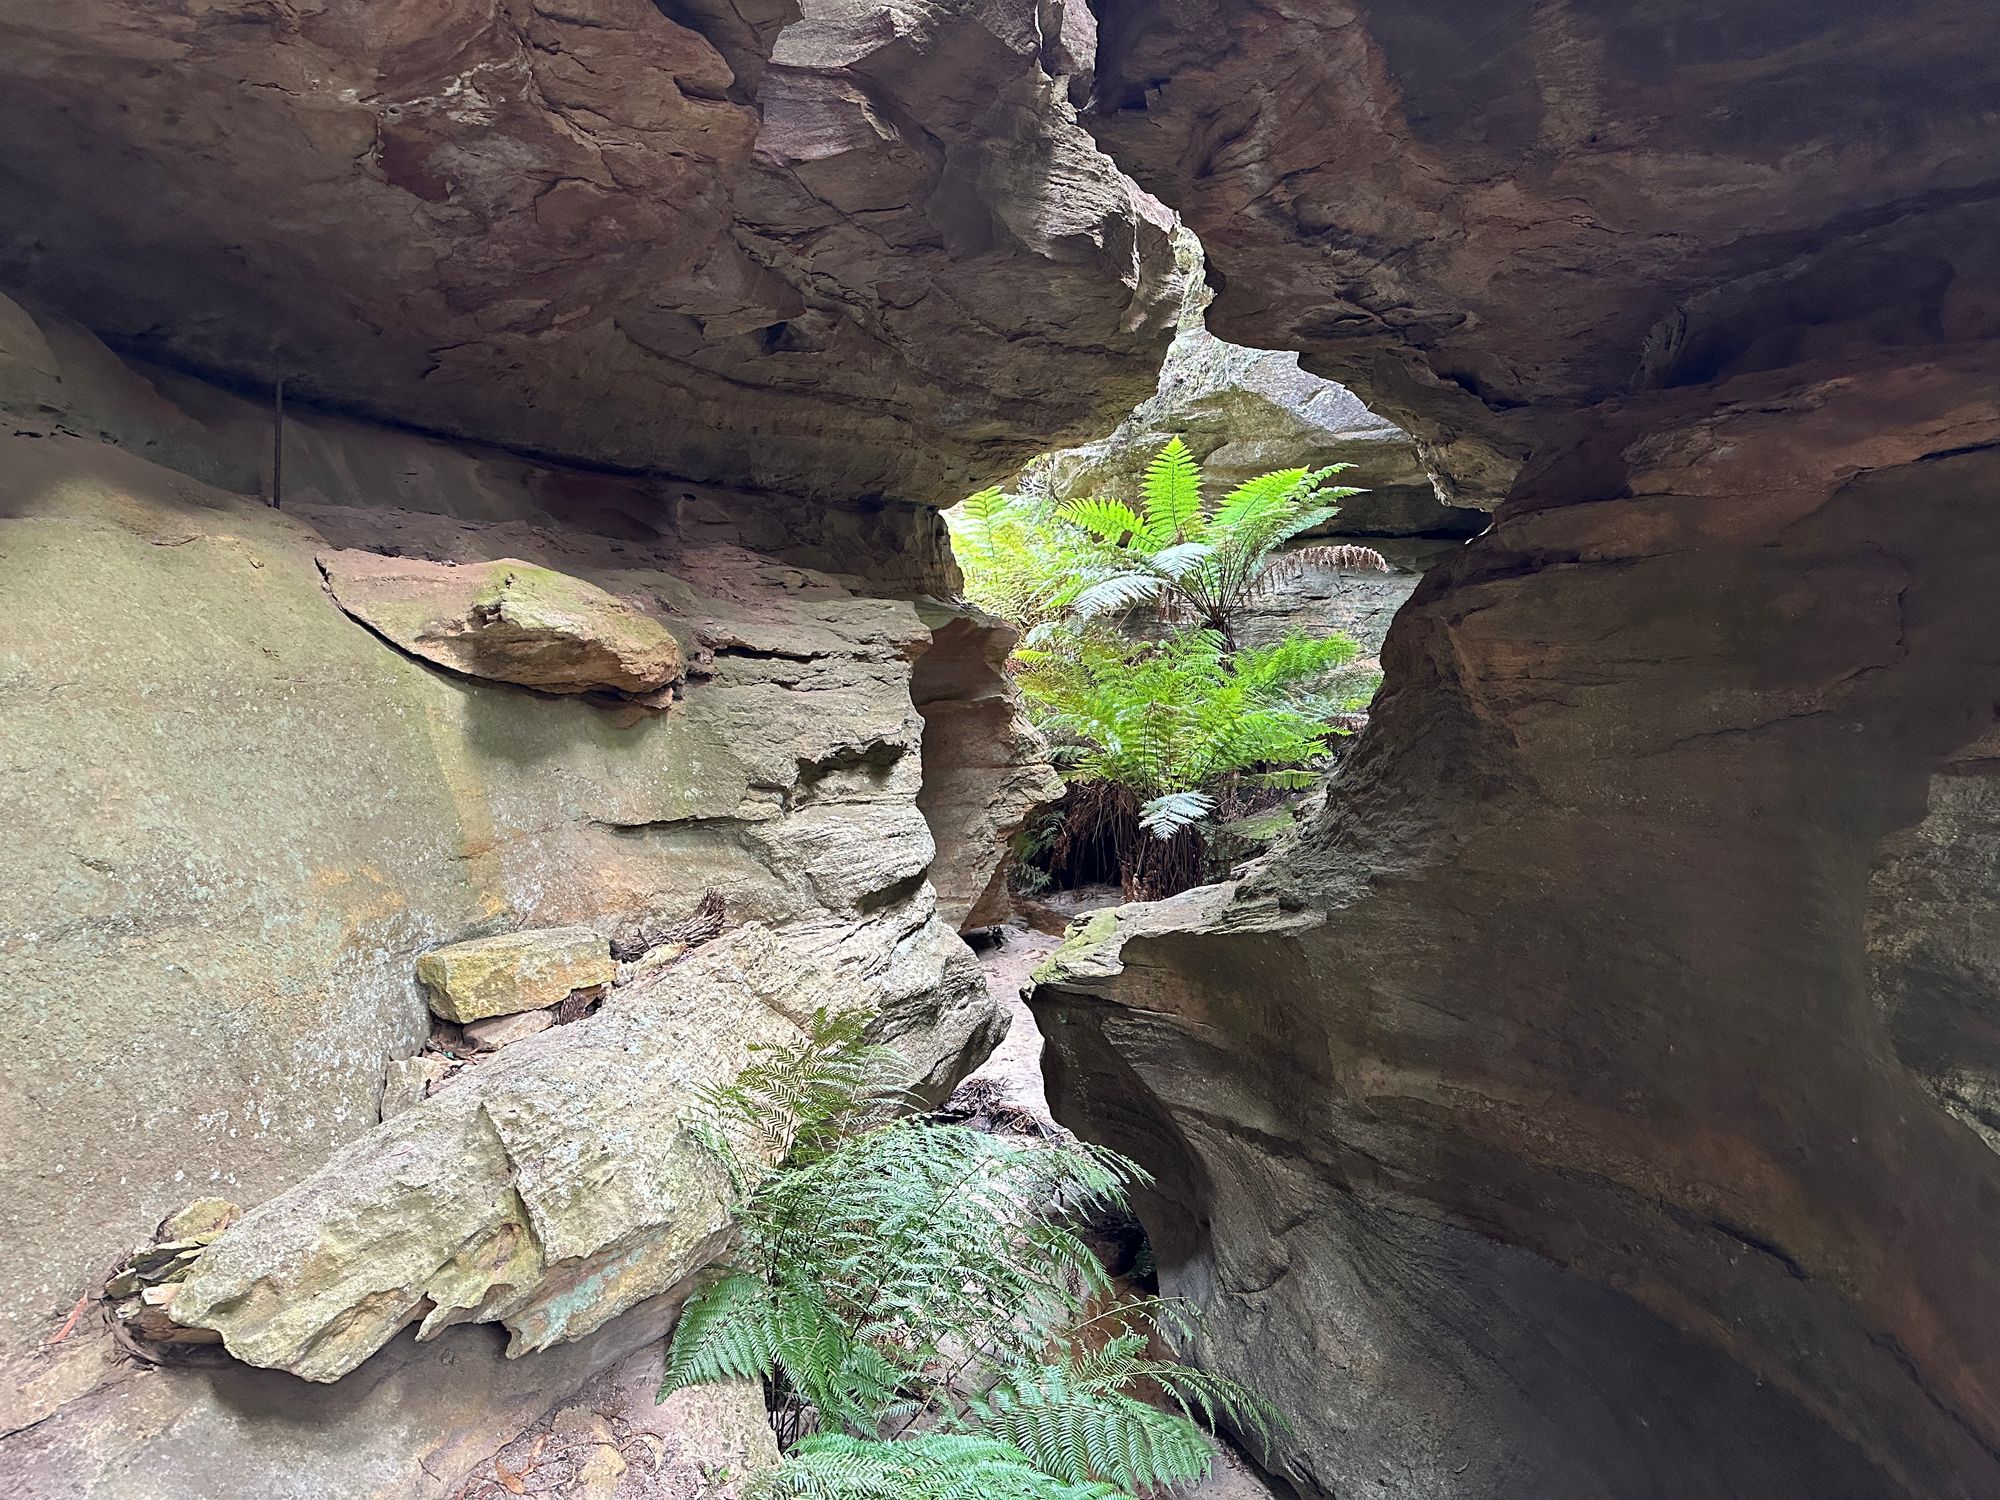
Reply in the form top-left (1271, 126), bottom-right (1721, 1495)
top-left (1037, 5), bottom-right (2000, 1497)
top-left (0, 290), bottom-right (1023, 1491)
top-left (0, 0), bottom-right (1187, 499)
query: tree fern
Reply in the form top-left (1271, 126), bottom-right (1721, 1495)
top-left (1137, 436), bottom-right (1204, 546)
top-left (690, 1006), bottom-right (910, 1185)
top-left (1048, 440), bottom-right (1388, 647)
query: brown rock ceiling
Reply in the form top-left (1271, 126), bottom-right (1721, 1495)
top-left (1038, 2), bottom-right (2000, 1497)
top-left (0, 0), bottom-right (1186, 501)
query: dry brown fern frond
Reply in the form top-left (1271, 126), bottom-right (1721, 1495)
top-left (1261, 544), bottom-right (1392, 586)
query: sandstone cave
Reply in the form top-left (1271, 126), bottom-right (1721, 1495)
top-left (3, 3), bottom-right (1998, 1498)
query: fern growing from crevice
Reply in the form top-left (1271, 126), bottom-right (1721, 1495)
top-left (1020, 627), bottom-right (1373, 845)
top-left (662, 1017), bottom-right (1285, 1499)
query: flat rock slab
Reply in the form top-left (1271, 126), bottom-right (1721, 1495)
top-left (171, 925), bottom-right (832, 1382)
top-left (463, 1009), bottom-right (557, 1052)
top-left (417, 928), bottom-right (615, 1023)
top-left (319, 551), bottom-right (685, 696)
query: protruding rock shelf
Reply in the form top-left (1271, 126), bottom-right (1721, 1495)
top-left (320, 553), bottom-right (687, 700)
top-left (171, 926), bottom-right (832, 1382)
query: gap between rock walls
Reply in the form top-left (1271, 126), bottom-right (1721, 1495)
top-left (4, 2), bottom-right (2000, 1498)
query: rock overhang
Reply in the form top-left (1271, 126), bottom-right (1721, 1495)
top-left (0, 0), bottom-right (1191, 504)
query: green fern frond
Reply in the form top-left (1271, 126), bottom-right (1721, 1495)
top-left (754, 1434), bottom-right (1127, 1500)
top-left (1058, 496), bottom-right (1146, 546)
top-left (960, 1361), bottom-right (1218, 1492)
top-left (667, 1031), bottom-right (1288, 1500)
top-left (1138, 437), bottom-right (1204, 545)
top-left (1070, 572), bottom-right (1164, 620)
top-left (1139, 789), bottom-right (1215, 838)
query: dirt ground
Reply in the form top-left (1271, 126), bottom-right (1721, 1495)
top-left (955, 923), bottom-right (1063, 1121)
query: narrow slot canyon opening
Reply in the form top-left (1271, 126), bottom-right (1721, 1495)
top-left (918, 244), bottom-right (1486, 1497)
top-left (935, 232), bottom-right (1486, 929)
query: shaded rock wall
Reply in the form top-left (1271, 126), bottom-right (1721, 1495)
top-left (0, 0), bottom-right (1188, 500)
top-left (912, 601), bottom-right (1063, 929)
top-left (1037, 3), bottom-right (2000, 1497)
top-left (1088, 0), bottom-right (2000, 506)
top-left (1867, 770), bottom-right (2000, 1153)
top-left (0, 291), bottom-right (1022, 1488)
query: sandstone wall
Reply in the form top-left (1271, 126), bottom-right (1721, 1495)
top-left (0, 0), bottom-right (1188, 500)
top-left (0, 292), bottom-right (1026, 1494)
top-left (1036, 3), bottom-right (2000, 1496)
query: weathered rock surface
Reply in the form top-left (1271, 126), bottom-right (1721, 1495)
top-left (417, 927), bottom-right (616, 1022)
top-left (912, 601), bottom-right (1063, 930)
top-left (0, 293), bottom-right (1017, 1481)
top-left (1035, 5), bottom-right (2000, 1497)
top-left (1025, 321), bottom-right (1480, 542)
top-left (459, 1357), bottom-right (778, 1500)
top-left (322, 553), bottom-right (687, 698)
top-left (1867, 772), bottom-right (2000, 1153)
top-left (1089, 0), bottom-right (2000, 507)
top-left (0, 0), bottom-right (1187, 500)
top-left (0, 1285), bottom-right (731, 1500)
top-left (172, 925), bottom-right (826, 1381)
top-left (461, 1009), bottom-right (558, 1051)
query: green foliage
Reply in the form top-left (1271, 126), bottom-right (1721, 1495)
top-left (1020, 628), bottom-right (1369, 836)
top-left (948, 487), bottom-right (1098, 631)
top-left (689, 1006), bottom-right (910, 1186)
top-left (1053, 436), bottom-right (1388, 648)
top-left (663, 1019), bottom-right (1283, 1500)
top-left (755, 1434), bottom-right (1122, 1500)
top-left (948, 438), bottom-right (1388, 896)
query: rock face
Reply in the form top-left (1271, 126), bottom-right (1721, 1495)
top-left (1025, 319), bottom-right (1482, 542)
top-left (322, 554), bottom-right (687, 698)
top-left (173, 925), bottom-right (831, 1382)
top-left (0, 292), bottom-right (1019, 1489)
top-left (0, 0), bottom-right (1187, 500)
top-left (1089, 0), bottom-right (2000, 508)
top-left (1034, 5), bottom-right (2000, 1498)
top-left (912, 601), bottom-right (1063, 930)
top-left (416, 928), bottom-right (617, 1022)
top-left (3, 1284), bottom-right (758, 1500)
top-left (1867, 772), bottom-right (2000, 1153)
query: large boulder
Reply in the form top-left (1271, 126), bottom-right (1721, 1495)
top-left (0, 0), bottom-right (1188, 500)
top-left (1034, 3), bottom-right (2000, 1497)
top-left (172, 925), bottom-right (834, 1381)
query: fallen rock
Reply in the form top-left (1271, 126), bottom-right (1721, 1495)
top-left (416, 928), bottom-right (616, 1024)
top-left (116, 1285), bottom-right (222, 1347)
top-left (170, 926), bottom-right (845, 1382)
top-left (319, 551), bottom-right (686, 697)
top-left (157, 1197), bottom-right (239, 1246)
top-left (463, 1009), bottom-right (557, 1052)
top-left (380, 1055), bottom-right (455, 1123)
